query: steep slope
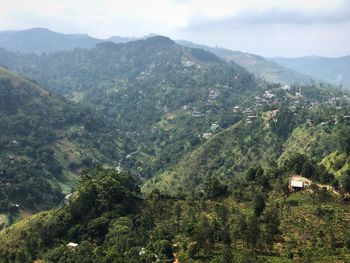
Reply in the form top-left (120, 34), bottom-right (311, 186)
top-left (144, 84), bottom-right (350, 194)
top-left (0, 28), bottom-right (102, 54)
top-left (2, 166), bottom-right (350, 262)
top-left (177, 40), bottom-right (312, 85)
top-left (143, 119), bottom-right (281, 194)
top-left (0, 36), bottom-right (265, 179)
top-left (0, 67), bottom-right (126, 223)
top-left (271, 56), bottom-right (350, 88)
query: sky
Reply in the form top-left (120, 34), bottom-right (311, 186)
top-left (0, 0), bottom-right (350, 57)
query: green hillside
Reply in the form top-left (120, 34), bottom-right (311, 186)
top-left (2, 165), bottom-right (350, 262)
top-left (0, 36), bottom-right (267, 179)
top-left (0, 38), bottom-right (349, 263)
top-left (0, 67), bottom-right (127, 225)
top-left (0, 28), bottom-right (315, 88)
top-left (143, 84), bottom-right (350, 195)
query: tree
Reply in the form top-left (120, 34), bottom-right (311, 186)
top-left (215, 204), bottom-right (228, 224)
top-left (263, 208), bottom-right (280, 252)
top-left (341, 173), bottom-right (350, 193)
top-left (203, 176), bottom-right (227, 198)
top-left (152, 240), bottom-right (173, 261)
top-left (222, 245), bottom-right (233, 263)
top-left (253, 193), bottom-right (266, 217)
top-left (246, 168), bottom-right (257, 182)
top-left (245, 216), bottom-right (260, 249)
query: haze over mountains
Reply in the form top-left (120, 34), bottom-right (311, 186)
top-left (0, 28), bottom-right (349, 88)
top-left (0, 25), bottom-right (350, 262)
top-left (271, 55), bottom-right (350, 89)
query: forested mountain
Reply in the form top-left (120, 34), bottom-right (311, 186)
top-left (2, 158), bottom-right (350, 262)
top-left (176, 40), bottom-right (313, 85)
top-left (0, 36), bottom-right (267, 179)
top-left (1, 36), bottom-right (349, 196)
top-left (0, 28), bottom-right (318, 87)
top-left (0, 67), bottom-right (127, 225)
top-left (144, 83), bottom-right (350, 194)
top-left (1, 32), bottom-right (350, 262)
top-left (271, 56), bottom-right (350, 88)
top-left (0, 28), bottom-right (102, 54)
top-left (1, 82), bottom-right (349, 262)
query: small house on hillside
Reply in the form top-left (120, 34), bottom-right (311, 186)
top-left (289, 175), bottom-right (310, 191)
top-left (210, 122), bottom-right (219, 133)
top-left (233, 106), bottom-right (240, 113)
top-left (192, 110), bottom-right (204, 117)
top-left (67, 242), bottom-right (79, 249)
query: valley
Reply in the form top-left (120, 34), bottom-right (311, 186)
top-left (0, 29), bottom-right (349, 262)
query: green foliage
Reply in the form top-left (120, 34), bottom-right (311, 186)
top-left (1, 166), bottom-right (350, 262)
top-left (0, 32), bottom-right (350, 263)
top-left (0, 68), bottom-right (126, 215)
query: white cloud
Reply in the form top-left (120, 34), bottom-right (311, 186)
top-left (0, 0), bottom-right (347, 32)
top-left (0, 0), bottom-right (349, 56)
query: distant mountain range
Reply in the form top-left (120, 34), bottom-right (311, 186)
top-left (175, 40), bottom-right (313, 85)
top-left (0, 28), bottom-right (102, 54)
top-left (0, 28), bottom-right (348, 88)
top-left (0, 28), bottom-right (150, 54)
top-left (270, 56), bottom-right (350, 88)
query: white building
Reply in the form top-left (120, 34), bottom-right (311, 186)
top-left (67, 242), bottom-right (79, 249)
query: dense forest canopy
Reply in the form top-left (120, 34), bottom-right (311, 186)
top-left (0, 67), bottom-right (128, 223)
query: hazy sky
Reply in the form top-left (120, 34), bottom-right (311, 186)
top-left (1, 0), bottom-right (350, 57)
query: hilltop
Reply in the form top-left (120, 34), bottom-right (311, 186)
top-left (0, 28), bottom-right (319, 86)
top-left (176, 40), bottom-right (313, 85)
top-left (0, 28), bottom-right (102, 54)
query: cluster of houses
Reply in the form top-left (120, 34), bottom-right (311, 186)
top-left (184, 83), bottom-right (350, 128)
top-left (252, 90), bottom-right (279, 108)
top-left (327, 95), bottom-right (350, 106)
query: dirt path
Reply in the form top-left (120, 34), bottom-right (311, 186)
top-left (172, 244), bottom-right (179, 263)
top-left (173, 253), bottom-right (179, 263)
top-left (292, 175), bottom-right (341, 197)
